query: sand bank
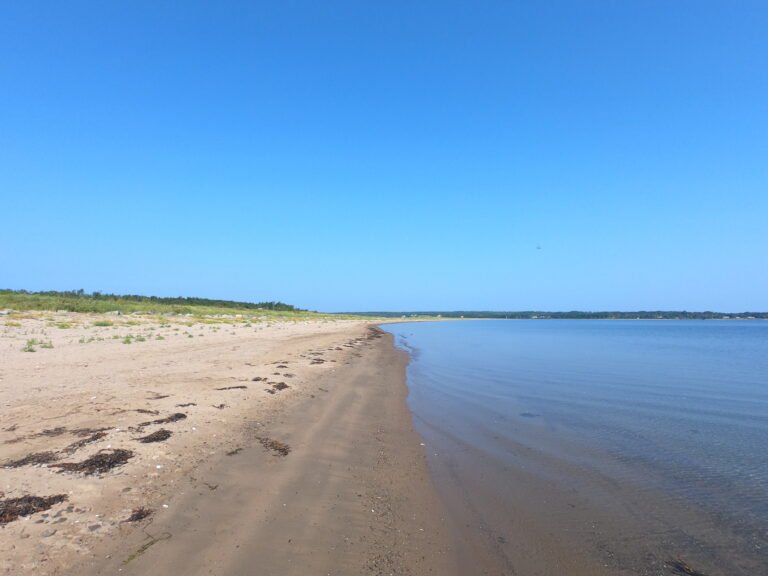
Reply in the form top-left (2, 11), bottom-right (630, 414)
top-left (0, 313), bottom-right (455, 575)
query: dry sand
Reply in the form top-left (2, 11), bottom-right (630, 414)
top-left (0, 312), bottom-right (455, 575)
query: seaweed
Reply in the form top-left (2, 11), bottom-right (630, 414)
top-left (258, 437), bottom-right (291, 457)
top-left (139, 413), bottom-right (187, 427)
top-left (215, 385), bottom-right (247, 391)
top-left (666, 559), bottom-right (708, 576)
top-left (124, 507), bottom-right (153, 523)
top-left (52, 449), bottom-right (134, 475)
top-left (63, 431), bottom-right (107, 454)
top-left (0, 494), bottom-right (68, 524)
top-left (4, 451), bottom-right (59, 468)
top-left (136, 429), bottom-right (172, 443)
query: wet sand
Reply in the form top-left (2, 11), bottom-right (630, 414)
top-left (0, 313), bottom-right (456, 575)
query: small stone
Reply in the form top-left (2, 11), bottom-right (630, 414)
top-left (88, 524), bottom-right (101, 532)
top-left (41, 528), bottom-right (57, 537)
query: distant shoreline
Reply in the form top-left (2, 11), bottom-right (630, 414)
top-left (351, 311), bottom-right (768, 320)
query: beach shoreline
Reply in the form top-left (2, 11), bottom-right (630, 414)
top-left (1, 312), bottom-right (455, 575)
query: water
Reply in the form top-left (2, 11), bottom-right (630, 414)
top-left (383, 320), bottom-right (768, 575)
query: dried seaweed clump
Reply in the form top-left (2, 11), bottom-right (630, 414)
top-left (3, 451), bottom-right (59, 468)
top-left (137, 429), bottom-right (172, 443)
top-left (63, 431), bottom-right (108, 454)
top-left (141, 413), bottom-right (187, 426)
top-left (666, 559), bottom-right (708, 576)
top-left (52, 449), bottom-right (134, 475)
top-left (125, 507), bottom-right (153, 523)
top-left (258, 437), bottom-right (291, 457)
top-left (0, 494), bottom-right (68, 524)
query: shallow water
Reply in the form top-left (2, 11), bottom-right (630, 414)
top-left (383, 320), bottom-right (768, 575)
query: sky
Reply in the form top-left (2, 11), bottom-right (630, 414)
top-left (1, 1), bottom-right (766, 312)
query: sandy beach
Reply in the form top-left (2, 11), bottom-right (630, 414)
top-left (0, 313), bottom-right (455, 575)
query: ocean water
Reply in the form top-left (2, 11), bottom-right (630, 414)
top-left (383, 320), bottom-right (768, 575)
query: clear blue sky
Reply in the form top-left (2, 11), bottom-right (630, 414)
top-left (1, 2), bottom-right (766, 312)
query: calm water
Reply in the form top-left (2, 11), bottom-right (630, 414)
top-left (383, 320), bottom-right (768, 575)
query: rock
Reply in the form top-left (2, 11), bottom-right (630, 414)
top-left (41, 528), bottom-right (57, 537)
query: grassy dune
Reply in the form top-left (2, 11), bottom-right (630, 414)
top-left (0, 290), bottom-right (363, 321)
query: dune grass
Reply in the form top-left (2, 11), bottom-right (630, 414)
top-left (0, 289), bottom-right (367, 321)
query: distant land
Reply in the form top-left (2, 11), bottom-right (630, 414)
top-left (2, 290), bottom-right (765, 320)
top-left (348, 310), bottom-right (768, 320)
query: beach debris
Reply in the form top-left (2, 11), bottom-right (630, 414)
top-left (135, 409), bottom-right (159, 415)
top-left (215, 385), bottom-right (247, 391)
top-left (136, 429), bottom-right (172, 443)
top-left (0, 494), bottom-right (68, 524)
top-left (124, 507), bottom-right (152, 523)
top-left (140, 413), bottom-right (187, 426)
top-left (63, 431), bottom-right (108, 454)
top-left (226, 447), bottom-right (243, 456)
top-left (283, 373), bottom-right (295, 378)
top-left (70, 427), bottom-right (111, 437)
top-left (4, 451), bottom-right (59, 468)
top-left (176, 402), bottom-right (196, 407)
top-left (666, 559), bottom-right (708, 576)
top-left (52, 449), bottom-right (134, 475)
top-left (212, 403), bottom-right (227, 409)
top-left (251, 376), bottom-right (266, 382)
top-left (258, 437), bottom-right (291, 457)
top-left (146, 392), bottom-right (170, 400)
top-left (40, 427), bottom-right (67, 436)
top-left (5, 426), bottom-right (110, 445)
top-left (310, 359), bottom-right (325, 365)
top-left (264, 381), bottom-right (289, 394)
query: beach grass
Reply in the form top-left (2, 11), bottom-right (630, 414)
top-left (0, 289), bottom-right (369, 322)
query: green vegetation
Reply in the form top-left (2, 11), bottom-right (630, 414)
top-left (22, 338), bottom-right (53, 352)
top-left (0, 289), bottom-right (367, 321)
top-left (22, 339), bottom-right (38, 352)
top-left (0, 289), bottom-right (301, 315)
